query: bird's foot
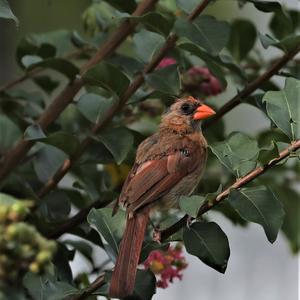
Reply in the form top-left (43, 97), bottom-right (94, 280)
top-left (186, 215), bottom-right (193, 229)
top-left (152, 228), bottom-right (161, 244)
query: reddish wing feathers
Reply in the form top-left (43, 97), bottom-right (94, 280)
top-left (119, 143), bottom-right (200, 214)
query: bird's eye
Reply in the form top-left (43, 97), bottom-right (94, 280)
top-left (181, 103), bottom-right (192, 114)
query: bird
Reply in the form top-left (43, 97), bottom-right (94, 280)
top-left (109, 96), bottom-right (216, 298)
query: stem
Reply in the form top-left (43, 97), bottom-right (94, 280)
top-left (0, 0), bottom-right (159, 183)
top-left (45, 199), bottom-right (112, 239)
top-left (203, 45), bottom-right (300, 129)
top-left (70, 274), bottom-right (105, 300)
top-left (160, 139), bottom-right (300, 241)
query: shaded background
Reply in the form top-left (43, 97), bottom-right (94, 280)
top-left (1, 1), bottom-right (299, 299)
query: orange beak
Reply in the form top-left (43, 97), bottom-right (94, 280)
top-left (193, 104), bottom-right (216, 120)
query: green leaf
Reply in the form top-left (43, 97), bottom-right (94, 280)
top-left (97, 127), bottom-right (134, 164)
top-left (247, 0), bottom-right (284, 13)
top-left (28, 30), bottom-right (74, 57)
top-left (133, 29), bottom-right (164, 63)
top-left (64, 240), bottom-right (93, 264)
top-left (257, 141), bottom-right (279, 166)
top-left (228, 19), bottom-right (257, 61)
top-left (270, 10), bottom-right (294, 40)
top-left (174, 16), bottom-right (230, 55)
top-left (40, 132), bottom-right (80, 156)
top-left (77, 93), bottom-right (115, 123)
top-left (41, 190), bottom-right (71, 222)
top-left (176, 0), bottom-right (201, 14)
top-left (119, 12), bottom-right (173, 37)
top-left (178, 42), bottom-right (227, 87)
top-left (179, 195), bottom-right (206, 218)
top-left (140, 242), bottom-right (169, 263)
top-left (133, 269), bottom-right (156, 300)
top-left (33, 144), bottom-right (67, 182)
top-left (0, 115), bottom-right (22, 152)
top-left (33, 75), bottom-right (59, 94)
top-left (0, 193), bottom-right (18, 205)
top-left (263, 77), bottom-right (300, 141)
top-left (102, 0), bottom-right (136, 13)
top-left (183, 222), bottom-right (230, 273)
top-left (83, 62), bottom-right (130, 97)
top-left (23, 272), bottom-right (80, 300)
top-left (145, 64), bottom-right (181, 95)
top-left (21, 55), bottom-right (43, 67)
top-left (24, 124), bottom-right (46, 140)
top-left (0, 0), bottom-right (19, 25)
top-left (28, 58), bottom-right (79, 80)
top-left (273, 186), bottom-right (300, 253)
top-left (87, 207), bottom-right (126, 261)
top-left (210, 132), bottom-right (259, 177)
top-left (228, 186), bottom-right (285, 243)
top-left (259, 32), bottom-right (300, 53)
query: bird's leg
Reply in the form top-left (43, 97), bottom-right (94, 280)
top-left (149, 218), bottom-right (161, 243)
top-left (186, 215), bottom-right (193, 229)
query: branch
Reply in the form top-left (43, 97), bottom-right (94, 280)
top-left (160, 139), bottom-right (300, 241)
top-left (45, 199), bottom-right (112, 239)
top-left (0, 0), bottom-right (159, 183)
top-left (203, 45), bottom-right (300, 129)
top-left (36, 0), bottom-right (212, 199)
top-left (70, 273), bottom-right (105, 300)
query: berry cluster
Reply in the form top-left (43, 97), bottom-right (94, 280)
top-left (0, 201), bottom-right (56, 285)
top-left (144, 243), bottom-right (188, 289)
top-left (157, 57), bottom-right (224, 97)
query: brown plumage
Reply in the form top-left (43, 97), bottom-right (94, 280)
top-left (109, 96), bottom-right (216, 298)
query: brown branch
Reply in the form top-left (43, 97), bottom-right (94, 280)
top-left (203, 44), bottom-right (300, 129)
top-left (70, 273), bottom-right (105, 300)
top-left (36, 0), bottom-right (212, 199)
top-left (0, 0), bottom-right (159, 183)
top-left (45, 198), bottom-right (112, 239)
top-left (160, 139), bottom-right (300, 241)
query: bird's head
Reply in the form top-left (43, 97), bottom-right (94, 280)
top-left (160, 96), bottom-right (216, 134)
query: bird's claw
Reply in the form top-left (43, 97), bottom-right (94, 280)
top-left (152, 228), bottom-right (162, 244)
top-left (186, 215), bottom-right (193, 229)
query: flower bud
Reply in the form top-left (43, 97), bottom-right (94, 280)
top-left (183, 66), bottom-right (224, 96)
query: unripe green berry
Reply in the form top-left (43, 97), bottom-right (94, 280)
top-left (8, 203), bottom-right (28, 221)
top-left (36, 250), bottom-right (51, 264)
top-left (0, 206), bottom-right (8, 222)
top-left (29, 262), bottom-right (40, 273)
top-left (5, 224), bottom-right (18, 240)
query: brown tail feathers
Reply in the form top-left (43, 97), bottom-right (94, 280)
top-left (109, 208), bottom-right (150, 298)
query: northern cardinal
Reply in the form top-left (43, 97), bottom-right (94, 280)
top-left (109, 96), bottom-right (215, 298)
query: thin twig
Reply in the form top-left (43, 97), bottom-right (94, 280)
top-left (70, 273), bottom-right (105, 300)
top-left (203, 45), bottom-right (300, 129)
top-left (0, 0), bottom-right (159, 183)
top-left (160, 139), bottom-right (300, 241)
top-left (45, 199), bottom-right (112, 239)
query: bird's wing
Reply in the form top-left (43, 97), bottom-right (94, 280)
top-left (119, 140), bottom-right (203, 214)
